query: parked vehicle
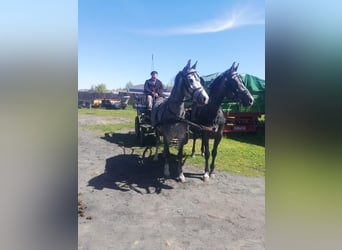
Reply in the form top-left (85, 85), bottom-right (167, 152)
top-left (101, 95), bottom-right (130, 109)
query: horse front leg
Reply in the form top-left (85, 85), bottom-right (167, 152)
top-left (177, 141), bottom-right (186, 182)
top-left (209, 133), bottom-right (222, 178)
top-left (202, 133), bottom-right (210, 181)
top-left (163, 138), bottom-right (171, 177)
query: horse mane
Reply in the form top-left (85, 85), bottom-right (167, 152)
top-left (168, 71), bottom-right (182, 99)
top-left (208, 72), bottom-right (225, 95)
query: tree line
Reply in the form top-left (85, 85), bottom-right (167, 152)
top-left (90, 80), bottom-right (173, 93)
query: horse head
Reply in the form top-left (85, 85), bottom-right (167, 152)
top-left (222, 62), bottom-right (254, 106)
top-left (179, 59), bottom-right (209, 105)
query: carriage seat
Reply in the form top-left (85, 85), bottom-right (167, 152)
top-left (136, 103), bottom-right (147, 109)
top-left (135, 94), bottom-right (147, 108)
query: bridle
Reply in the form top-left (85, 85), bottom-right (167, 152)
top-left (225, 71), bottom-right (250, 102)
top-left (182, 70), bottom-right (206, 102)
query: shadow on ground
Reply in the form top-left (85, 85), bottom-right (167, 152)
top-left (101, 132), bottom-right (138, 147)
top-left (101, 132), bottom-right (156, 148)
top-left (87, 149), bottom-right (205, 194)
top-left (225, 125), bottom-right (265, 147)
top-left (87, 152), bottom-right (184, 194)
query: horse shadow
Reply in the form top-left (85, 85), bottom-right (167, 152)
top-left (88, 153), bottom-right (174, 194)
top-left (226, 125), bottom-right (265, 147)
top-left (183, 172), bottom-right (203, 180)
top-left (101, 132), bottom-right (139, 147)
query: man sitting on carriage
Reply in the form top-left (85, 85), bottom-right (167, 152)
top-left (144, 71), bottom-right (165, 110)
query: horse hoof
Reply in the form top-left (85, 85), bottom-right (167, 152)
top-left (203, 173), bottom-right (210, 182)
top-left (209, 173), bottom-right (215, 179)
top-left (178, 174), bottom-right (185, 183)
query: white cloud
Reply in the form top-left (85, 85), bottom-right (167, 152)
top-left (138, 4), bottom-right (264, 36)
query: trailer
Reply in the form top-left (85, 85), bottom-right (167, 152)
top-left (101, 95), bottom-right (130, 109)
top-left (224, 112), bottom-right (261, 133)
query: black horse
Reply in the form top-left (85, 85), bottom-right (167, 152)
top-left (190, 62), bottom-right (254, 181)
top-left (151, 60), bottom-right (209, 182)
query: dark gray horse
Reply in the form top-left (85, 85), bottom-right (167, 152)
top-left (190, 62), bottom-right (254, 181)
top-left (151, 60), bottom-right (209, 182)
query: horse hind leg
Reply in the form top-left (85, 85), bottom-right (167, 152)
top-left (153, 143), bottom-right (159, 161)
top-left (191, 133), bottom-right (197, 157)
top-left (153, 132), bottom-right (160, 161)
top-left (164, 159), bottom-right (170, 177)
top-left (192, 131), bottom-right (204, 157)
top-left (201, 137), bottom-right (205, 156)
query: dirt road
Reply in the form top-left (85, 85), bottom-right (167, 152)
top-left (78, 114), bottom-right (265, 250)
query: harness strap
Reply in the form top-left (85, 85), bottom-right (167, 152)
top-left (177, 118), bottom-right (218, 132)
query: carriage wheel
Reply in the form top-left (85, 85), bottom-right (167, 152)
top-left (135, 117), bottom-right (140, 138)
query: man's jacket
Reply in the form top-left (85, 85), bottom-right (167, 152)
top-left (144, 79), bottom-right (164, 97)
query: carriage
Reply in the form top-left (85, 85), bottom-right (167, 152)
top-left (133, 91), bottom-right (173, 146)
top-left (134, 93), bottom-right (155, 146)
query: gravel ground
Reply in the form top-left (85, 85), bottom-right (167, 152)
top-left (78, 114), bottom-right (265, 250)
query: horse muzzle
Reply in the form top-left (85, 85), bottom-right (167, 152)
top-left (193, 88), bottom-right (209, 105)
top-left (242, 95), bottom-right (254, 107)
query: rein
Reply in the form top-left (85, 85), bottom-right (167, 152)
top-left (177, 117), bottom-right (218, 132)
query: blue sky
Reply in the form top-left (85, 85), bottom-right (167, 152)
top-left (78, 0), bottom-right (265, 90)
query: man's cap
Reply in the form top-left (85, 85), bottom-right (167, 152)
top-left (151, 71), bottom-right (158, 75)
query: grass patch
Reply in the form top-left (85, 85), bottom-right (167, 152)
top-left (80, 123), bottom-right (134, 134)
top-left (78, 106), bottom-right (136, 118)
top-left (78, 107), bottom-right (136, 133)
top-left (183, 135), bottom-right (265, 177)
top-left (78, 106), bottom-right (265, 177)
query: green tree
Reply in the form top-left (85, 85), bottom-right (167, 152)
top-left (165, 77), bottom-right (174, 91)
top-left (91, 83), bottom-right (108, 93)
top-left (125, 81), bottom-right (133, 90)
top-left (164, 84), bottom-right (173, 91)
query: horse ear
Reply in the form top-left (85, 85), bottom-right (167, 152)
top-left (231, 62), bottom-right (236, 71)
top-left (235, 63), bottom-right (239, 71)
top-left (224, 62), bottom-right (235, 75)
top-left (183, 59), bottom-right (191, 72)
top-left (191, 61), bottom-right (198, 69)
